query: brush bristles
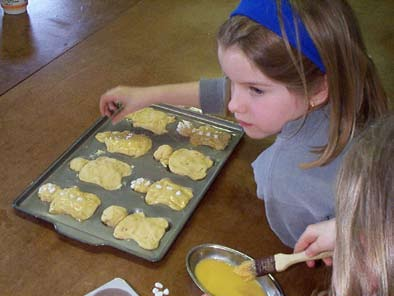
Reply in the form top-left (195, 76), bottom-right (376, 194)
top-left (255, 256), bottom-right (275, 277)
top-left (233, 260), bottom-right (256, 281)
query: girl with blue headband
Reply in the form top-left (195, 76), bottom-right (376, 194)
top-left (99, 0), bottom-right (388, 249)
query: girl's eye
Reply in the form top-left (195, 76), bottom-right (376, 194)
top-left (249, 86), bottom-right (264, 95)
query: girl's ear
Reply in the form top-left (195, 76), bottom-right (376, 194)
top-left (309, 75), bottom-right (328, 108)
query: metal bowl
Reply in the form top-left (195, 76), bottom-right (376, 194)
top-left (186, 243), bottom-right (284, 296)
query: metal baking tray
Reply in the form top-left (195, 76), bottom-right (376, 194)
top-left (13, 104), bottom-right (244, 262)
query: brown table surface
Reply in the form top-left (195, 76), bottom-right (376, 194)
top-left (0, 1), bottom-right (336, 295)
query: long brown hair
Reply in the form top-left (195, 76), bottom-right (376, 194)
top-left (217, 0), bottom-right (389, 168)
top-left (332, 114), bottom-right (394, 296)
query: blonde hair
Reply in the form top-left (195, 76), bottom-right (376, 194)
top-left (332, 114), bottom-right (394, 296)
top-left (217, 0), bottom-right (389, 168)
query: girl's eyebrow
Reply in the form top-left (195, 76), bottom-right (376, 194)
top-left (240, 80), bottom-right (272, 87)
top-left (223, 73), bottom-right (272, 87)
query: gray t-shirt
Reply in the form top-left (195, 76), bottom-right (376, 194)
top-left (252, 108), bottom-right (343, 247)
top-left (199, 77), bottom-right (344, 248)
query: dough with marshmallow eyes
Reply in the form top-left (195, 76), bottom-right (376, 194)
top-left (145, 178), bottom-right (193, 211)
top-left (38, 183), bottom-right (101, 221)
top-left (177, 121), bottom-right (231, 150)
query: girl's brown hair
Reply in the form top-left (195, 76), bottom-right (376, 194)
top-left (217, 0), bottom-right (389, 168)
top-left (332, 114), bottom-right (393, 296)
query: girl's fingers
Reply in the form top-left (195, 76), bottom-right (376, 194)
top-left (108, 101), bottom-right (118, 112)
top-left (306, 260), bottom-right (316, 268)
top-left (305, 243), bottom-right (320, 257)
top-left (294, 230), bottom-right (317, 253)
top-left (111, 108), bottom-right (128, 125)
top-left (323, 257), bottom-right (333, 266)
top-left (99, 97), bottom-right (111, 116)
top-left (100, 97), bottom-right (120, 117)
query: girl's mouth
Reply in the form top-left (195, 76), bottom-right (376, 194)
top-left (237, 120), bottom-right (252, 128)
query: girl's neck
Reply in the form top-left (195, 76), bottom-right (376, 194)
top-left (280, 105), bottom-right (329, 138)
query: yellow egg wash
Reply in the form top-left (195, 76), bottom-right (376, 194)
top-left (195, 258), bottom-right (266, 296)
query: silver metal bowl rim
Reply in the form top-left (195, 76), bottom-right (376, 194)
top-left (185, 243), bottom-right (284, 295)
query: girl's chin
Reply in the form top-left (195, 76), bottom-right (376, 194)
top-left (243, 129), bottom-right (269, 139)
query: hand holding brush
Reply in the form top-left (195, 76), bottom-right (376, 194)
top-left (233, 250), bottom-right (333, 281)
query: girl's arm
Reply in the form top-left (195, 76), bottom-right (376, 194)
top-left (294, 218), bottom-right (336, 267)
top-left (99, 82), bottom-right (199, 124)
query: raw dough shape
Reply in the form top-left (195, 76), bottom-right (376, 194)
top-left (153, 144), bottom-right (173, 167)
top-left (145, 178), bottom-right (193, 211)
top-left (101, 205), bottom-right (128, 227)
top-left (130, 177), bottom-right (152, 193)
top-left (168, 148), bottom-right (213, 180)
top-left (189, 125), bottom-right (231, 150)
top-left (177, 121), bottom-right (231, 150)
top-left (38, 183), bottom-right (101, 221)
top-left (176, 119), bottom-right (194, 137)
top-left (95, 130), bottom-right (152, 157)
top-left (113, 212), bottom-right (168, 250)
top-left (70, 156), bottom-right (132, 190)
top-left (38, 183), bottom-right (61, 202)
top-left (125, 107), bottom-right (176, 135)
top-left (70, 157), bottom-right (89, 171)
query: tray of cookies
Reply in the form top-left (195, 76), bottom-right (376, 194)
top-left (13, 104), bottom-right (244, 261)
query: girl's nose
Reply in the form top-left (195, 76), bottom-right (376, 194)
top-left (228, 86), bottom-right (246, 114)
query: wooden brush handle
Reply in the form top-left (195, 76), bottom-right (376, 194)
top-left (274, 251), bottom-right (333, 272)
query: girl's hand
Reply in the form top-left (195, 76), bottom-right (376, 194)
top-left (294, 219), bottom-right (336, 267)
top-left (99, 86), bottom-right (157, 124)
top-left (99, 82), bottom-right (199, 125)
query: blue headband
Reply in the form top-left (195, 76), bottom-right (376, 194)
top-left (230, 0), bottom-right (325, 73)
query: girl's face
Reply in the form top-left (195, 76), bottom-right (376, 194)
top-left (218, 45), bottom-right (308, 139)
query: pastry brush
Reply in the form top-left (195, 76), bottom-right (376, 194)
top-left (233, 250), bottom-right (333, 281)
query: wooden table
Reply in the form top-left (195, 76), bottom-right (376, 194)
top-left (0, 1), bottom-right (331, 295)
